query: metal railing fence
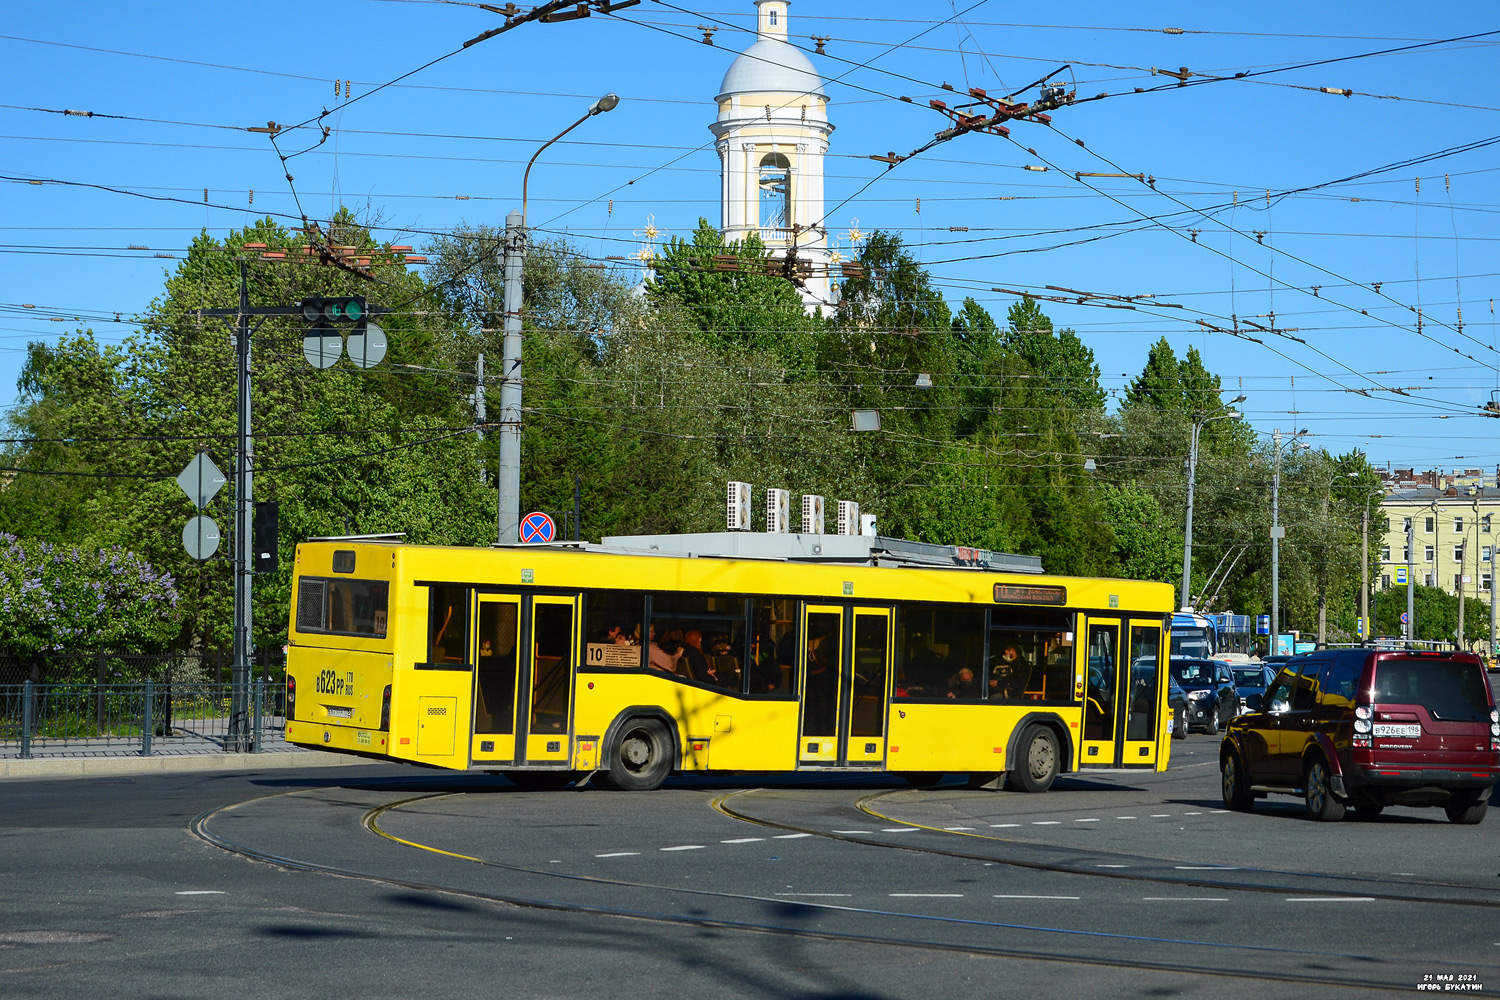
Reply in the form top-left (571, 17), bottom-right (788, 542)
top-left (0, 680), bottom-right (293, 759)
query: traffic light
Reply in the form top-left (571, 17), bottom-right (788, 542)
top-left (252, 500), bottom-right (279, 575)
top-left (297, 296), bottom-right (386, 369)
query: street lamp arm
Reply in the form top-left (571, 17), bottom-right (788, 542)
top-left (522, 112), bottom-right (591, 225)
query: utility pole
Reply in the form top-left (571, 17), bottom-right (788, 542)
top-left (1458, 541), bottom-right (1467, 650)
top-left (231, 262), bottom-right (253, 752)
top-left (497, 211), bottom-right (524, 544)
top-left (1407, 513), bottom-right (1416, 642)
top-left (1271, 429), bottom-right (1284, 652)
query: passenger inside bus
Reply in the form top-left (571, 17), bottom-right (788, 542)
top-left (946, 666), bottom-right (981, 700)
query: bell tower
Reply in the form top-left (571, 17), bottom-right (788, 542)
top-left (709, 0), bottom-right (835, 311)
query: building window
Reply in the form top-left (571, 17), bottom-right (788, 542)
top-left (1484, 514), bottom-right (1493, 533)
top-left (1484, 573), bottom-right (1493, 592)
top-left (1425, 516), bottom-right (1435, 533)
top-left (1455, 574), bottom-right (1464, 591)
top-left (758, 152), bottom-right (791, 230)
top-left (1381, 545), bottom-right (1390, 562)
top-left (1454, 516), bottom-right (1465, 533)
top-left (1381, 574), bottom-right (1391, 589)
top-left (1484, 545), bottom-right (1493, 563)
top-left (1455, 545), bottom-right (1466, 563)
top-left (1404, 517), bottom-right (1413, 533)
top-left (1383, 516), bottom-right (1391, 532)
top-left (1402, 546), bottom-right (1410, 562)
top-left (1424, 572), bottom-right (1434, 586)
top-left (768, 8), bottom-right (778, 25)
top-left (1424, 545), bottom-right (1435, 562)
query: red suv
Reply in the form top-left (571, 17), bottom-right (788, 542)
top-left (1219, 649), bottom-right (1500, 823)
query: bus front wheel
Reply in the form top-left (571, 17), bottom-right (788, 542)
top-left (1008, 725), bottom-right (1059, 793)
top-left (602, 718), bottom-right (674, 791)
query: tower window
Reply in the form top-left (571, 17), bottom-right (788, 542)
top-left (758, 152), bottom-right (791, 231)
top-left (769, 9), bottom-right (778, 26)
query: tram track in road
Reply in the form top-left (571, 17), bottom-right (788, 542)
top-left (188, 783), bottom-right (1483, 993)
top-left (714, 786), bottom-right (1500, 908)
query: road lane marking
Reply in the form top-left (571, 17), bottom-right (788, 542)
top-left (943, 826), bottom-right (976, 831)
top-left (660, 845), bottom-right (705, 851)
top-left (1286, 897), bottom-right (1374, 903)
top-left (990, 823), bottom-right (1021, 828)
top-left (993, 894), bottom-right (1079, 900)
top-left (831, 830), bottom-right (869, 834)
top-left (773, 833), bottom-right (813, 839)
top-left (890, 893), bottom-right (963, 898)
top-left (1210, 809), bottom-right (1229, 814)
top-left (776, 893), bottom-right (851, 897)
top-left (1074, 818), bottom-right (1100, 823)
top-left (174, 891), bottom-right (224, 895)
top-left (1032, 821), bottom-right (1061, 826)
top-left (720, 838), bottom-right (763, 844)
top-left (594, 852), bottom-right (639, 857)
top-left (1184, 811), bottom-right (1203, 816)
top-left (1174, 866), bottom-right (1239, 870)
top-left (1096, 864), bottom-right (1128, 868)
top-left (1115, 816), bottom-right (1137, 820)
top-left (1150, 814), bottom-right (1171, 818)
top-left (881, 828), bottom-right (920, 833)
top-left (1143, 897), bottom-right (1228, 902)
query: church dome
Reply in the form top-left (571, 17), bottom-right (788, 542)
top-left (717, 37), bottom-right (826, 101)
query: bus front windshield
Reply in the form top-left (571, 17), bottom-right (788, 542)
top-left (1170, 628), bottom-right (1213, 660)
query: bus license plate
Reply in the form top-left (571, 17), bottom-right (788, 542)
top-left (1373, 723), bottom-right (1421, 737)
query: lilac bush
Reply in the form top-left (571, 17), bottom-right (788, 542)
top-left (0, 533), bottom-right (182, 656)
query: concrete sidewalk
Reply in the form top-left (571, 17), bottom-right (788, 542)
top-left (0, 749), bottom-right (378, 779)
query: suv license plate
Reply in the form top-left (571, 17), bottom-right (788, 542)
top-left (1373, 723), bottom-right (1421, 737)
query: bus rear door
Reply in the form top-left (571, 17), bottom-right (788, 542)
top-left (1080, 616), bottom-right (1165, 768)
top-left (798, 605), bottom-right (892, 767)
top-left (522, 595), bottom-right (578, 765)
top-left (472, 595), bottom-right (521, 763)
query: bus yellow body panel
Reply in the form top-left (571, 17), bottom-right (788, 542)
top-left (284, 539), bottom-right (1175, 784)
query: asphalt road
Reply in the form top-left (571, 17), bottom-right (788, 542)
top-left (3, 734), bottom-right (1497, 998)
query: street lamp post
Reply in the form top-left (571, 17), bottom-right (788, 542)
top-left (1180, 397), bottom-right (1245, 610)
top-left (1270, 427), bottom-right (1307, 654)
top-left (496, 92), bottom-right (620, 544)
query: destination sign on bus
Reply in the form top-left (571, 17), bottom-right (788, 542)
top-left (993, 583), bottom-right (1067, 606)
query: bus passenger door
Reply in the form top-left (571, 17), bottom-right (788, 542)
top-left (471, 595), bottom-right (521, 763)
top-left (521, 595), bottom-right (578, 765)
top-left (842, 608), bottom-right (892, 767)
top-left (799, 605), bottom-right (843, 763)
top-left (1080, 618), bottom-right (1124, 767)
top-left (1121, 620), bottom-right (1163, 768)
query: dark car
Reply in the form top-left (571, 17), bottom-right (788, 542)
top-left (1261, 654), bottom-right (1296, 669)
top-left (1170, 659), bottom-right (1238, 735)
top-left (1220, 649), bottom-right (1500, 823)
top-left (1230, 664), bottom-right (1276, 715)
top-left (1167, 676), bottom-right (1189, 741)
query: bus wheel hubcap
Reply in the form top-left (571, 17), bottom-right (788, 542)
top-left (622, 735), bottom-right (650, 767)
top-left (1029, 738), bottom-right (1053, 778)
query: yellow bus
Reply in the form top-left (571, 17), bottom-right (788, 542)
top-left (284, 535), bottom-right (1175, 790)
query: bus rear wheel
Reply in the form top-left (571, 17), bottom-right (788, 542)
top-left (602, 718), bottom-right (674, 791)
top-left (1008, 725), bottom-right (1059, 793)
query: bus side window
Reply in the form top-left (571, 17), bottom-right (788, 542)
top-left (749, 598), bottom-right (796, 696)
top-left (583, 590), bottom-right (646, 669)
top-left (428, 585), bottom-right (469, 667)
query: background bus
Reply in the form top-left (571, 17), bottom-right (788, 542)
top-left (284, 533), bottom-right (1175, 791)
top-left (1169, 612), bottom-right (1217, 660)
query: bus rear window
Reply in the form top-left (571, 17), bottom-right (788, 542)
top-left (296, 577), bottom-right (388, 637)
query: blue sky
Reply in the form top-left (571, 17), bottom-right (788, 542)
top-left (3, 1), bottom-right (1498, 473)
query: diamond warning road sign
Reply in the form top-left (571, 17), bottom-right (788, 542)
top-left (177, 451), bottom-right (226, 509)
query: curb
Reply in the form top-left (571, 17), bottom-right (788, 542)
top-left (0, 751), bottom-right (378, 780)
